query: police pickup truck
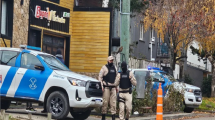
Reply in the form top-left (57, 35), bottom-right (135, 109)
top-left (0, 46), bottom-right (103, 119)
top-left (131, 67), bottom-right (202, 113)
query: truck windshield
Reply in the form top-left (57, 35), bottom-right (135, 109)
top-left (39, 54), bottom-right (70, 71)
top-left (160, 72), bottom-right (177, 82)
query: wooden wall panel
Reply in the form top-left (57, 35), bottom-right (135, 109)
top-left (70, 11), bottom-right (110, 73)
top-left (0, 39), bottom-right (11, 47)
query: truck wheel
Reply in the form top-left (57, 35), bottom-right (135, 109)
top-left (1, 100), bottom-right (11, 110)
top-left (70, 109), bottom-right (91, 120)
top-left (46, 91), bottom-right (69, 119)
top-left (184, 107), bottom-right (194, 113)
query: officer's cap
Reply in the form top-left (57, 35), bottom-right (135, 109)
top-left (107, 56), bottom-right (114, 61)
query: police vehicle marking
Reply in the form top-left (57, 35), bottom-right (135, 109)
top-left (1, 67), bottom-right (18, 96)
top-left (0, 75), bottom-right (2, 83)
top-left (29, 77), bottom-right (37, 90)
top-left (53, 75), bottom-right (64, 79)
top-left (7, 68), bottom-right (27, 97)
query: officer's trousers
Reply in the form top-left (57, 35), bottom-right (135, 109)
top-left (119, 92), bottom-right (132, 120)
top-left (101, 87), bottom-right (116, 115)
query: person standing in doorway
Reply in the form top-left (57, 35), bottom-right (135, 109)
top-left (98, 56), bottom-right (118, 120)
top-left (56, 49), bottom-right (64, 64)
top-left (114, 61), bottom-right (137, 120)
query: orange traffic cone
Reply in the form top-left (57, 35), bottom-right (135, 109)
top-left (156, 83), bottom-right (163, 120)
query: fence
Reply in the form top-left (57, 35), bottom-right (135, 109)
top-left (129, 57), bottom-right (160, 69)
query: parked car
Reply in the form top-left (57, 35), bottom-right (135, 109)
top-left (130, 67), bottom-right (202, 113)
top-left (0, 45), bottom-right (103, 119)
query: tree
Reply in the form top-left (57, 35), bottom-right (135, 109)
top-left (188, 0), bottom-right (215, 97)
top-left (143, 0), bottom-right (215, 76)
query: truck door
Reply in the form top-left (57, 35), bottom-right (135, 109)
top-left (0, 50), bottom-right (19, 97)
top-left (14, 52), bottom-right (51, 100)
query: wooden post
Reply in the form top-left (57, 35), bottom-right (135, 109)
top-left (28, 113), bottom-right (32, 120)
top-left (47, 113), bottom-right (51, 120)
top-left (4, 113), bottom-right (9, 120)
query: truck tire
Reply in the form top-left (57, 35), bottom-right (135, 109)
top-left (184, 107), bottom-right (194, 113)
top-left (46, 91), bottom-right (69, 119)
top-left (70, 109), bottom-right (91, 120)
top-left (1, 100), bottom-right (11, 110)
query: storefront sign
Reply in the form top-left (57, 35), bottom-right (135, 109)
top-left (35, 5), bottom-right (66, 24)
top-left (30, 0), bottom-right (70, 33)
top-left (63, 12), bottom-right (70, 18)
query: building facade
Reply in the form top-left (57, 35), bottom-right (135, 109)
top-left (0, 0), bottom-right (112, 75)
top-left (130, 13), bottom-right (211, 87)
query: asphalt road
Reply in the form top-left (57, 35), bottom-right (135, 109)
top-left (6, 108), bottom-right (102, 120)
top-left (185, 116), bottom-right (215, 120)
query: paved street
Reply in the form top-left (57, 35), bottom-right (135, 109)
top-left (185, 116), bottom-right (215, 120)
top-left (6, 108), bottom-right (102, 120)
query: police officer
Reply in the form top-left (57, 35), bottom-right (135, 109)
top-left (114, 61), bottom-right (137, 120)
top-left (98, 56), bottom-right (118, 120)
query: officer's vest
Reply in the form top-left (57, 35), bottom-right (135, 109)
top-left (103, 65), bottom-right (116, 83)
top-left (120, 71), bottom-right (132, 89)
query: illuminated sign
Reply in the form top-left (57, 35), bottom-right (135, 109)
top-left (35, 5), bottom-right (67, 25)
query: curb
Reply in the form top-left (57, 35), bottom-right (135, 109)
top-left (194, 109), bottom-right (215, 113)
top-left (90, 111), bottom-right (183, 118)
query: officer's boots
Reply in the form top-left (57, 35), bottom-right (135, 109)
top-left (112, 114), bottom-right (115, 120)
top-left (125, 119), bottom-right (129, 120)
top-left (101, 114), bottom-right (106, 120)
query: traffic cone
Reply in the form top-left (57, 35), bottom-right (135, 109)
top-left (156, 83), bottom-right (163, 120)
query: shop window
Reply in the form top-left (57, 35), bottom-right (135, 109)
top-left (1, 0), bottom-right (13, 37)
top-left (28, 29), bottom-right (41, 47)
top-left (47, 0), bottom-right (60, 4)
top-left (42, 35), bottom-right (65, 59)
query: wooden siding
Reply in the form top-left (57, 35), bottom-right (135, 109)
top-left (70, 11), bottom-right (110, 73)
top-left (0, 38), bottom-right (11, 47)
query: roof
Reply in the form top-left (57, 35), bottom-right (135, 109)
top-left (0, 47), bottom-right (52, 56)
top-left (0, 47), bottom-right (20, 52)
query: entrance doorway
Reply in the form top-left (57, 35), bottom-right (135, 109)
top-left (42, 35), bottom-right (65, 59)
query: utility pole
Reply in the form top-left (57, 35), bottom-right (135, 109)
top-left (120, 0), bottom-right (130, 64)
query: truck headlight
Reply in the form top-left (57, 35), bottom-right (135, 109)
top-left (67, 77), bottom-right (86, 87)
top-left (185, 88), bottom-right (194, 93)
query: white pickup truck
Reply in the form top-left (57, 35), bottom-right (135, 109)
top-left (0, 46), bottom-right (103, 119)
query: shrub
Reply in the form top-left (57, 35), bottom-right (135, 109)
top-left (132, 76), bottom-right (184, 114)
top-left (163, 84), bottom-right (185, 112)
top-left (201, 75), bottom-right (212, 97)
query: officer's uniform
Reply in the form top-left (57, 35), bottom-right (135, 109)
top-left (114, 64), bottom-right (137, 120)
top-left (98, 56), bottom-right (118, 118)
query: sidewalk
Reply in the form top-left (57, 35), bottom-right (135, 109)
top-left (129, 113), bottom-right (195, 120)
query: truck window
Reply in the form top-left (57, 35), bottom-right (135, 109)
top-left (151, 72), bottom-right (161, 81)
top-left (1, 51), bottom-right (19, 67)
top-left (21, 53), bottom-right (43, 70)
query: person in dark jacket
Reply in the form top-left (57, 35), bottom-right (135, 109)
top-left (56, 49), bottom-right (64, 64)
